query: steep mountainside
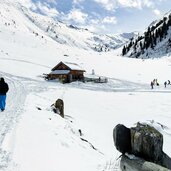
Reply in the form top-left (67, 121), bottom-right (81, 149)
top-left (0, 1), bottom-right (131, 52)
top-left (122, 11), bottom-right (171, 58)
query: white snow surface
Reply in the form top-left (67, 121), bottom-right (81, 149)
top-left (0, 2), bottom-right (171, 171)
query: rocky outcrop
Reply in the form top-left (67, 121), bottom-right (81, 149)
top-left (130, 123), bottom-right (163, 164)
top-left (113, 124), bottom-right (131, 154)
top-left (113, 123), bottom-right (171, 170)
top-left (120, 155), bottom-right (171, 171)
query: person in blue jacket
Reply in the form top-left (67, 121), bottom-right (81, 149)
top-left (0, 77), bottom-right (9, 111)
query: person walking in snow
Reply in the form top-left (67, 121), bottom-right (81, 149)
top-left (164, 81), bottom-right (167, 88)
top-left (150, 81), bottom-right (154, 89)
top-left (168, 80), bottom-right (170, 85)
top-left (0, 77), bottom-right (9, 111)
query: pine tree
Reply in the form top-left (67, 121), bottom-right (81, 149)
top-left (140, 41), bottom-right (143, 50)
top-left (162, 21), bottom-right (167, 38)
top-left (167, 15), bottom-right (171, 27)
top-left (122, 46), bottom-right (126, 56)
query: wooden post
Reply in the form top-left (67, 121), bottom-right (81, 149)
top-left (120, 155), bottom-right (171, 171)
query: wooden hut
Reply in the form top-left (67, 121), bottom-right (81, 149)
top-left (48, 61), bottom-right (85, 83)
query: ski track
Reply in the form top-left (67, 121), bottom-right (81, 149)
top-left (0, 57), bottom-right (51, 69)
top-left (0, 73), bottom-right (27, 169)
top-left (0, 72), bottom-right (50, 170)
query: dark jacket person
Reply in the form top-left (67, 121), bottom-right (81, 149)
top-left (0, 77), bottom-right (9, 111)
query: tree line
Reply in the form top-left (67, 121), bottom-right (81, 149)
top-left (122, 14), bottom-right (171, 57)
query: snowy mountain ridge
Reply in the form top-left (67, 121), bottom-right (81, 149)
top-left (122, 10), bottom-right (171, 58)
top-left (0, 1), bottom-right (132, 52)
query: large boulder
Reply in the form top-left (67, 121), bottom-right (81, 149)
top-left (130, 123), bottom-right (163, 164)
top-left (120, 155), bottom-right (171, 171)
top-left (113, 124), bottom-right (132, 154)
top-left (113, 123), bottom-right (171, 170)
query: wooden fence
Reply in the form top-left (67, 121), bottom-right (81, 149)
top-left (84, 77), bottom-right (108, 83)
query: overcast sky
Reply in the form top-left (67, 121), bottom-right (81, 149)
top-left (21, 0), bottom-right (171, 34)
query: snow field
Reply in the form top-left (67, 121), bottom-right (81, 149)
top-left (0, 2), bottom-right (171, 171)
top-left (3, 83), bottom-right (171, 171)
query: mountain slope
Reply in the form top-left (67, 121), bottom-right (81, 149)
top-left (21, 6), bottom-right (132, 52)
top-left (122, 11), bottom-right (171, 58)
top-left (0, 1), bottom-right (131, 52)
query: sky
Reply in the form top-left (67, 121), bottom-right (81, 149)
top-left (20, 0), bottom-right (171, 34)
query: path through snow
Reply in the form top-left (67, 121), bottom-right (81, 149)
top-left (0, 72), bottom-right (50, 170)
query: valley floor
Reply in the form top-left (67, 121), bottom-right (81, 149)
top-left (0, 3), bottom-right (171, 170)
top-left (0, 72), bottom-right (171, 171)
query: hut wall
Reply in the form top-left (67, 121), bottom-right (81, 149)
top-left (70, 70), bottom-right (84, 80)
top-left (48, 74), bottom-right (67, 81)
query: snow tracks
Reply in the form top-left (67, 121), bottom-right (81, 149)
top-left (0, 72), bottom-right (27, 169)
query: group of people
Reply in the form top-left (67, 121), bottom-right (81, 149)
top-left (150, 79), bottom-right (159, 89)
top-left (164, 80), bottom-right (171, 88)
top-left (150, 79), bottom-right (171, 89)
top-left (0, 77), bottom-right (9, 111)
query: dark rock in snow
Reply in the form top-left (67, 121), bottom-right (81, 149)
top-left (52, 99), bottom-right (64, 118)
top-left (120, 155), bottom-right (171, 171)
top-left (36, 107), bottom-right (42, 110)
top-left (113, 124), bottom-right (132, 154)
top-left (78, 129), bottom-right (82, 136)
top-left (130, 123), bottom-right (163, 164)
top-left (113, 122), bottom-right (171, 170)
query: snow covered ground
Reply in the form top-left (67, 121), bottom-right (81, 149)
top-left (0, 2), bottom-right (171, 171)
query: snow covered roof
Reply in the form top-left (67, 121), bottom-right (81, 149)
top-left (52, 61), bottom-right (85, 71)
top-left (49, 70), bottom-right (70, 75)
top-left (64, 62), bottom-right (84, 70)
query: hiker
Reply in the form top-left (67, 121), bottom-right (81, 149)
top-left (164, 81), bottom-right (167, 88)
top-left (0, 77), bottom-right (9, 111)
top-left (150, 81), bottom-right (154, 89)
